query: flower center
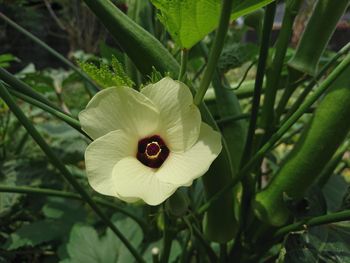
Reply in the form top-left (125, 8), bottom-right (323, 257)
top-left (137, 135), bottom-right (169, 168)
top-left (146, 142), bottom-right (161, 159)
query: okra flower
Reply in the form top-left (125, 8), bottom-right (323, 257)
top-left (79, 77), bottom-right (222, 205)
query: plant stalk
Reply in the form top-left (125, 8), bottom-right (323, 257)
top-left (317, 140), bottom-right (349, 187)
top-left (239, 2), bottom-right (276, 229)
top-left (273, 209), bottom-right (350, 239)
top-left (0, 82), bottom-right (145, 263)
top-left (193, 0), bottom-right (234, 106)
top-left (160, 213), bottom-right (174, 263)
top-left (260, 0), bottom-right (302, 138)
top-left (197, 52), bottom-right (350, 215)
top-left (241, 1), bottom-right (276, 164)
top-left (0, 67), bottom-right (62, 112)
top-left (178, 49), bottom-right (189, 82)
top-left (0, 184), bottom-right (147, 231)
top-left (282, 42), bottom-right (350, 123)
top-left (8, 88), bottom-right (83, 134)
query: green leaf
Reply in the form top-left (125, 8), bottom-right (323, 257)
top-left (4, 198), bottom-right (87, 250)
top-left (0, 53), bottom-right (19, 68)
top-left (283, 222), bottom-right (350, 262)
top-left (0, 171), bottom-right (21, 215)
top-left (63, 217), bottom-right (142, 263)
top-left (322, 174), bottom-right (349, 212)
top-left (150, 0), bottom-right (275, 48)
top-left (78, 56), bottom-right (134, 89)
top-left (4, 220), bottom-right (67, 250)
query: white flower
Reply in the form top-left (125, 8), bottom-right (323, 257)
top-left (79, 77), bottom-right (222, 205)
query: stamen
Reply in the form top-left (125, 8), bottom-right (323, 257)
top-left (137, 135), bottom-right (169, 168)
top-left (146, 142), bottom-right (161, 159)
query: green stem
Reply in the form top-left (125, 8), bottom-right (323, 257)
top-left (0, 69), bottom-right (86, 137)
top-left (282, 42), bottom-right (350, 124)
top-left (0, 184), bottom-right (147, 231)
top-left (160, 213), bottom-right (174, 263)
top-left (228, 60), bottom-right (256, 90)
top-left (0, 82), bottom-right (145, 263)
top-left (217, 107), bottom-right (315, 127)
top-left (178, 49), bottom-right (189, 81)
top-left (260, 0), bottom-right (302, 137)
top-left (190, 221), bottom-right (218, 262)
top-left (273, 209), bottom-right (350, 239)
top-left (0, 12), bottom-right (99, 95)
top-left (15, 132), bottom-right (29, 155)
top-left (197, 52), bottom-right (350, 215)
top-left (241, 2), bottom-right (276, 164)
top-left (318, 140), bottom-right (349, 187)
top-left (152, 248), bottom-right (160, 263)
top-left (193, 0), bottom-right (234, 106)
top-left (216, 113), bottom-right (250, 126)
top-left (219, 244), bottom-right (227, 263)
top-left (0, 67), bottom-right (62, 112)
top-left (274, 69), bottom-right (304, 122)
top-left (239, 2), bottom-right (276, 229)
top-left (8, 88), bottom-right (83, 135)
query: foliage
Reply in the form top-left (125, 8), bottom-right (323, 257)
top-left (78, 56), bottom-right (134, 89)
top-left (150, 0), bottom-right (275, 48)
top-left (1, 0), bottom-right (350, 262)
top-left (0, 54), bottom-right (19, 68)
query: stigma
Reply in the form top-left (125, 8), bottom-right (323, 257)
top-left (137, 135), bottom-right (169, 168)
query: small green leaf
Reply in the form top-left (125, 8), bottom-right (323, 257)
top-left (150, 0), bottom-right (275, 48)
top-left (78, 56), bottom-right (134, 89)
top-left (0, 53), bottom-right (20, 68)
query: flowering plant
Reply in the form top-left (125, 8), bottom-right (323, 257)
top-left (1, 0), bottom-right (350, 262)
top-left (80, 77), bottom-right (221, 205)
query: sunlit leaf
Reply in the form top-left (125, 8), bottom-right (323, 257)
top-left (150, 0), bottom-right (275, 48)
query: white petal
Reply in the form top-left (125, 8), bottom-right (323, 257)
top-left (85, 130), bottom-right (137, 197)
top-left (156, 123), bottom-right (222, 185)
top-left (79, 87), bottom-right (160, 139)
top-left (141, 77), bottom-right (201, 152)
top-left (112, 157), bottom-right (178, 205)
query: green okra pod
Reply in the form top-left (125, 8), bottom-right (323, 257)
top-left (83, 0), bottom-right (179, 76)
top-left (288, 0), bottom-right (350, 76)
top-left (253, 64), bottom-right (350, 226)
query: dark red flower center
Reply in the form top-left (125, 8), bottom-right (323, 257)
top-left (137, 135), bottom-right (169, 168)
top-left (146, 142), bottom-right (161, 157)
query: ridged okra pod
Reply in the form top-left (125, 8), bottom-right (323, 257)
top-left (83, 0), bottom-right (179, 76)
top-left (288, 0), bottom-right (350, 76)
top-left (253, 64), bottom-right (350, 226)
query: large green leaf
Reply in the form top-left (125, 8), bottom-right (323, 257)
top-left (282, 222), bottom-right (350, 262)
top-left (150, 0), bottom-right (275, 48)
top-left (62, 217), bottom-right (142, 263)
top-left (4, 198), bottom-right (87, 250)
